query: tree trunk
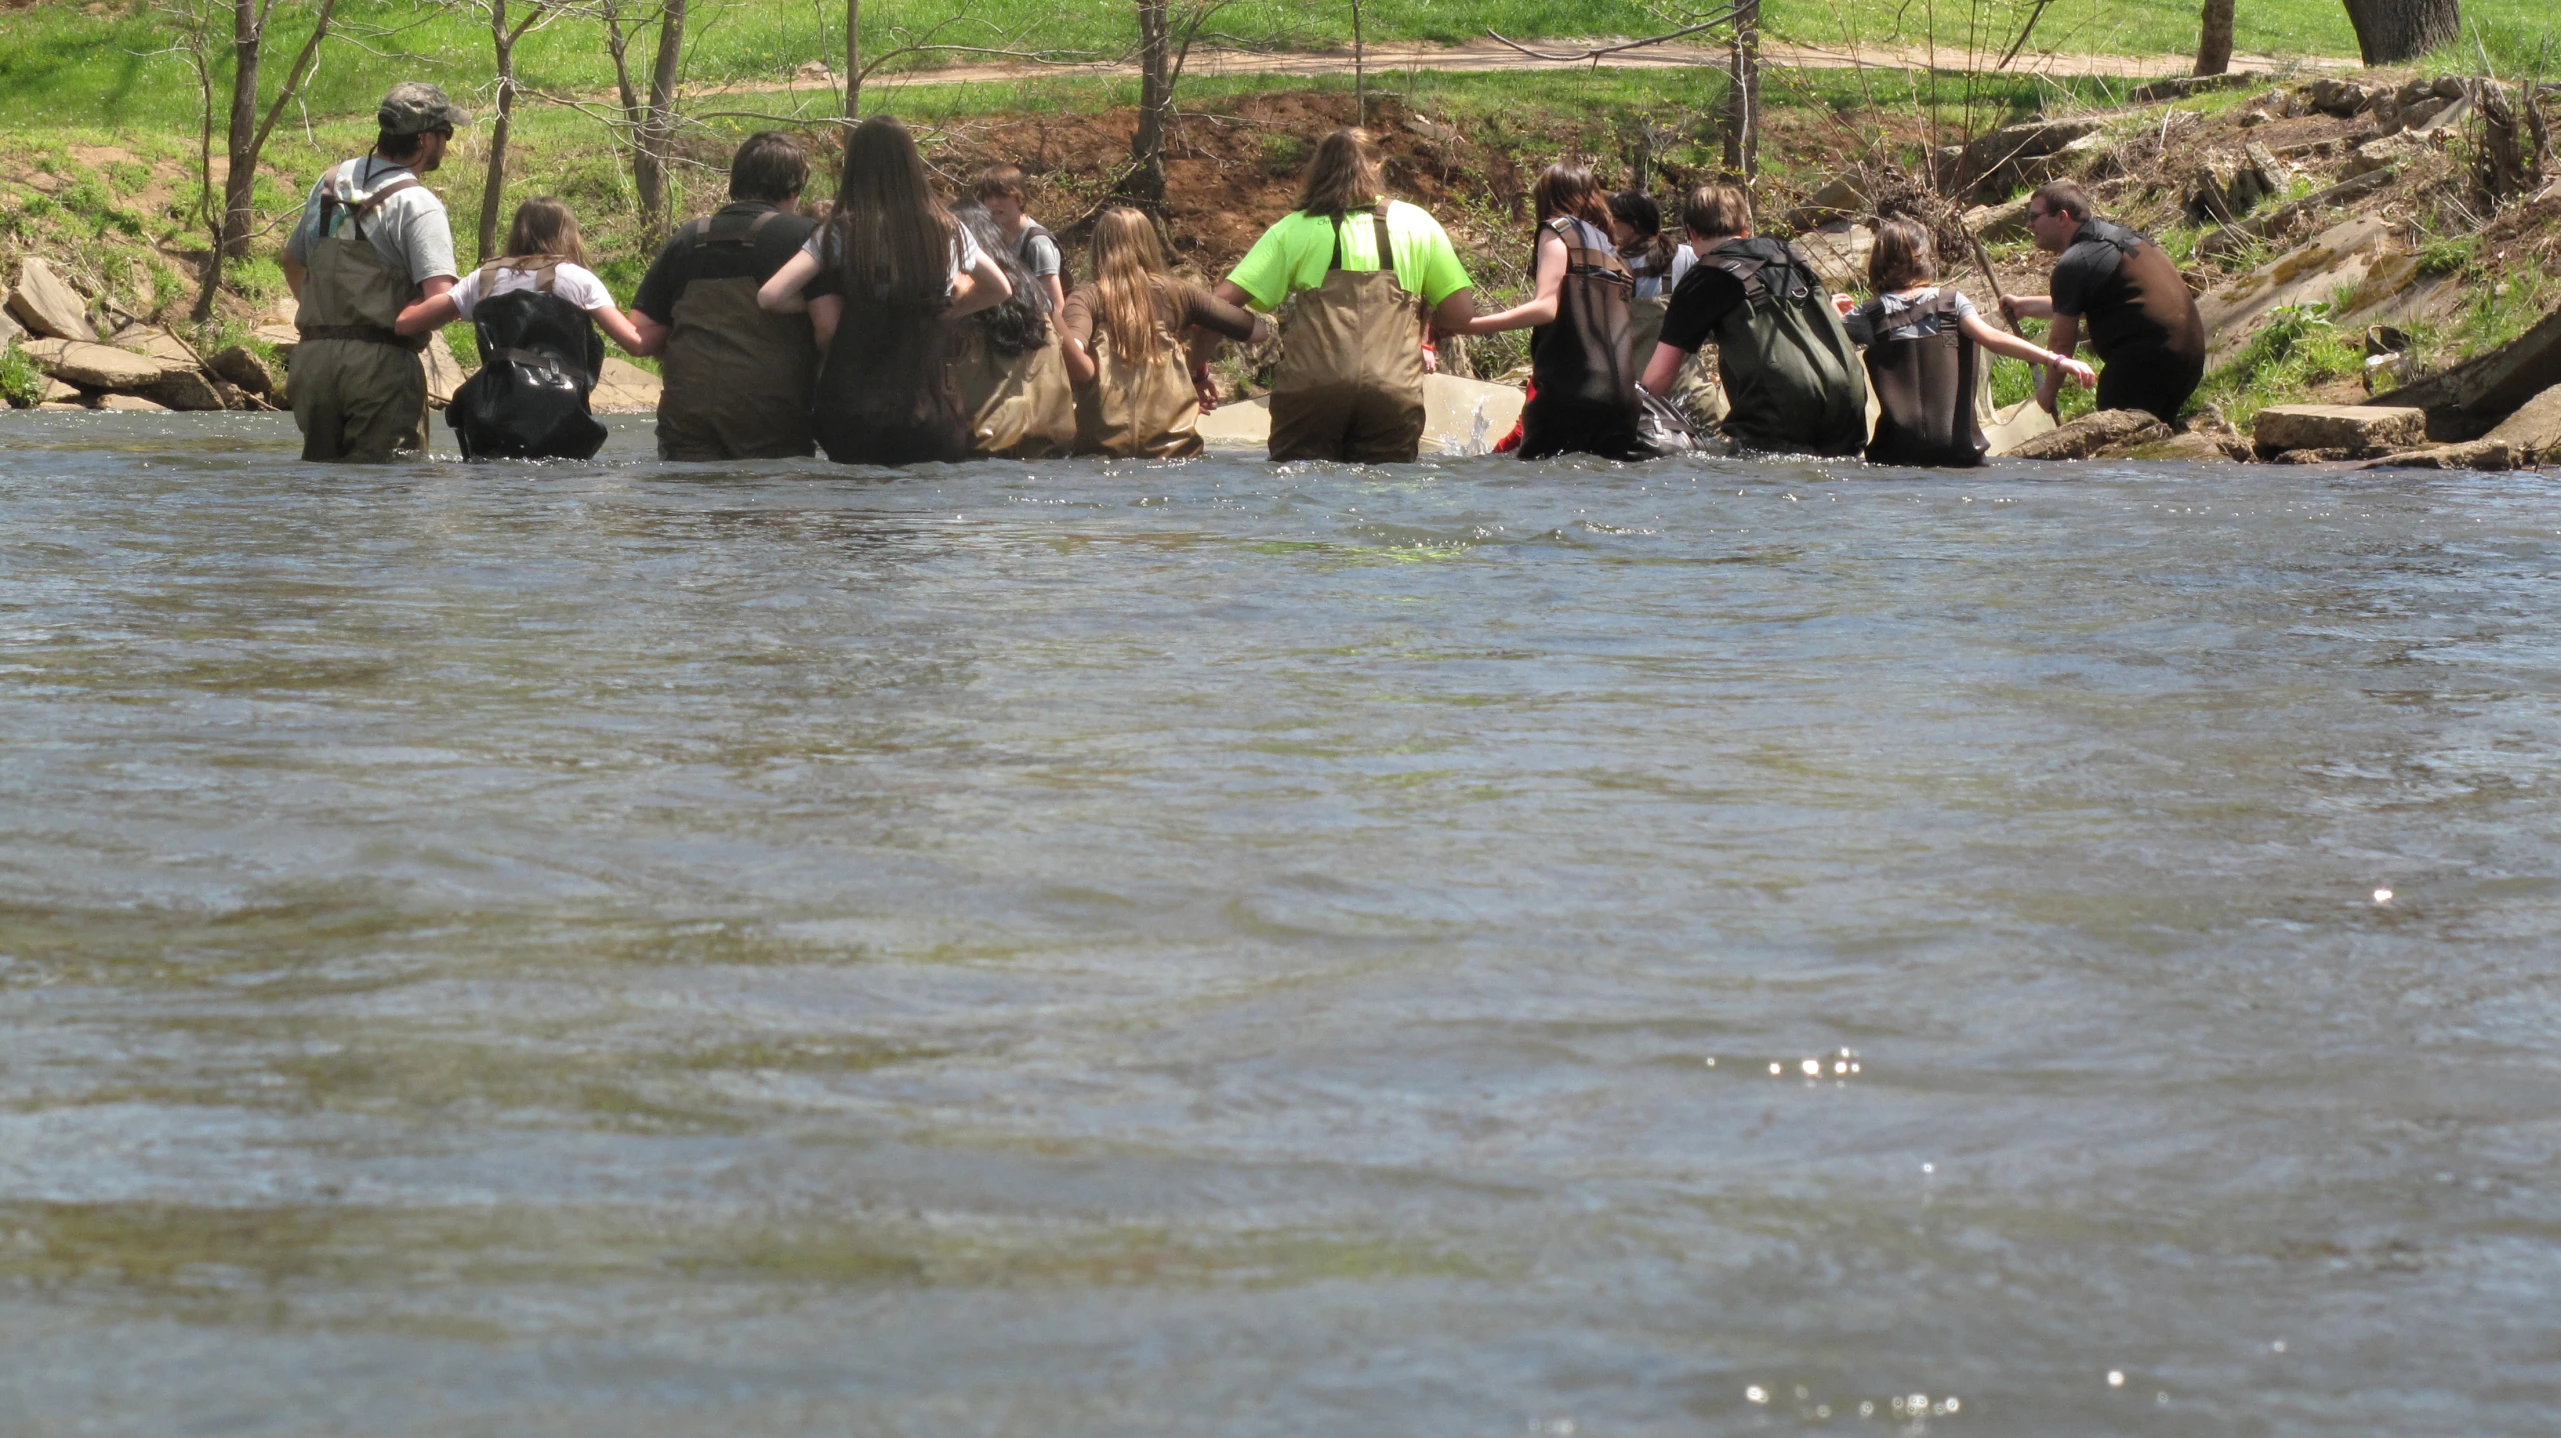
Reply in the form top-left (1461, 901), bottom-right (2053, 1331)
top-left (1723, 0), bottom-right (1760, 176)
top-left (480, 0), bottom-right (517, 264)
top-left (632, 0), bottom-right (688, 229)
top-left (1351, 0), bottom-right (1365, 128)
top-left (844, 0), bottom-right (861, 118)
top-left (2194, 0), bottom-right (2235, 75)
top-left (217, 0), bottom-right (262, 260)
top-left (2340, 0), bottom-right (2459, 65)
top-left (1125, 0), bottom-right (1171, 205)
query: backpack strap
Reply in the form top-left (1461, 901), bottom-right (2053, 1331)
top-left (320, 163), bottom-right (419, 242)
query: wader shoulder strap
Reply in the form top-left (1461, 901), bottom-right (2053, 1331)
top-left (694, 209), bottom-right (783, 249)
top-left (1325, 207), bottom-right (1397, 274)
top-left (324, 173), bottom-right (419, 242)
top-left (1547, 218), bottom-right (1631, 278)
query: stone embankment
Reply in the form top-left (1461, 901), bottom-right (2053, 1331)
top-left (4, 257), bottom-right (661, 416)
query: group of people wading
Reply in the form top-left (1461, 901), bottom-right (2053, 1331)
top-left (286, 83), bottom-right (2208, 470)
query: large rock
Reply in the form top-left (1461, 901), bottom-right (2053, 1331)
top-left (2362, 439), bottom-right (2518, 471)
top-left (2007, 408), bottom-right (2170, 461)
top-left (2372, 303), bottom-right (2561, 441)
top-left (423, 332), bottom-right (468, 410)
top-left (108, 323), bottom-right (199, 367)
top-left (20, 336), bottom-right (172, 390)
top-left (1964, 195), bottom-right (2034, 243)
top-left (2198, 217), bottom-right (2395, 366)
top-left (93, 393), bottom-right (169, 412)
top-left (591, 356), bottom-right (663, 414)
top-left (2304, 77), bottom-right (2371, 116)
top-left (207, 344), bottom-right (281, 398)
top-left (2483, 384), bottom-right (2561, 463)
top-left (141, 368), bottom-right (229, 412)
top-left (2122, 429), bottom-right (2248, 463)
top-left (0, 297), bottom-right (22, 347)
top-left (38, 377), bottom-right (81, 405)
top-left (2252, 404), bottom-right (2426, 458)
top-left (8, 259), bottom-right (96, 342)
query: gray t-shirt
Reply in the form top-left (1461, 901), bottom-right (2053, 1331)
top-left (1844, 286), bottom-right (1978, 345)
top-left (1017, 227), bottom-right (1062, 280)
top-left (284, 156), bottom-right (458, 286)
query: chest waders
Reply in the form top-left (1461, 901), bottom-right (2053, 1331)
top-left (1704, 238), bottom-right (1870, 457)
top-left (1861, 292), bottom-right (1988, 467)
top-left (1267, 207), bottom-right (1428, 464)
top-left (1072, 298), bottom-right (1203, 459)
top-left (2073, 221), bottom-right (2207, 422)
top-left (1519, 217), bottom-right (1647, 461)
top-left (293, 170), bottom-right (431, 462)
top-left (658, 211), bottom-right (820, 461)
top-left (445, 259), bottom-right (609, 461)
top-left (953, 326), bottom-right (1076, 459)
top-left (809, 249), bottom-right (966, 468)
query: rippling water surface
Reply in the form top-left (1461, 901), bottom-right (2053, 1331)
top-left (4, 412), bottom-right (2558, 1435)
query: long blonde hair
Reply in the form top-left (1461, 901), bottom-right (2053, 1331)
top-left (1087, 207), bottom-right (1176, 366)
top-left (1296, 128), bottom-right (1382, 219)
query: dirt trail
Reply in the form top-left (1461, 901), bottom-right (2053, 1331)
top-left (701, 38), bottom-right (2349, 100)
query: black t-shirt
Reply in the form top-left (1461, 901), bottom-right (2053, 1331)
top-left (2049, 220), bottom-right (2136, 322)
top-left (2048, 217), bottom-right (2201, 366)
top-left (1656, 242), bottom-right (1757, 354)
top-left (630, 202), bottom-right (818, 324)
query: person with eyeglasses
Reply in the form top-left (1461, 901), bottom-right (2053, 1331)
top-left (1997, 181), bottom-right (2206, 424)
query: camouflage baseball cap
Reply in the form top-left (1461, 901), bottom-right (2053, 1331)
top-left (378, 82), bottom-right (471, 135)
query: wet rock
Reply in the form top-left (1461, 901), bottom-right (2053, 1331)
top-left (93, 393), bottom-right (169, 412)
top-left (2363, 438), bottom-right (2518, 470)
top-left (19, 336), bottom-right (171, 390)
top-left (2122, 430), bottom-right (2245, 462)
top-left (2007, 408), bottom-right (2171, 461)
top-left (141, 368), bottom-right (228, 412)
top-left (2483, 383), bottom-right (2561, 463)
top-left (8, 258), bottom-right (96, 342)
top-left (207, 344), bottom-right (280, 398)
top-left (2272, 447), bottom-right (2356, 463)
top-left (2251, 403), bottom-right (2426, 458)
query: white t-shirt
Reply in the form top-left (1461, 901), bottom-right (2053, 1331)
top-left (284, 156), bottom-right (458, 285)
top-left (448, 261), bottom-right (616, 320)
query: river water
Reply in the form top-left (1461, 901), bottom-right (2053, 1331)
top-left (2, 412), bottom-right (2556, 1435)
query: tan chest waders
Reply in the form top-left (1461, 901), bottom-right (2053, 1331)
top-left (954, 326), bottom-right (1076, 459)
top-left (1073, 295), bottom-right (1203, 460)
top-left (1267, 207), bottom-right (1428, 464)
top-left (293, 168), bottom-right (431, 462)
top-left (658, 211), bottom-right (820, 461)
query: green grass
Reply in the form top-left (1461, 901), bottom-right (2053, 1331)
top-left (2194, 301), bottom-right (2362, 426)
top-left (0, 342), bottom-right (46, 408)
top-left (8, 0), bottom-right (2553, 134)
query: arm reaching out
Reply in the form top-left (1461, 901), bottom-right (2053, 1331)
top-left (1958, 311), bottom-right (2094, 387)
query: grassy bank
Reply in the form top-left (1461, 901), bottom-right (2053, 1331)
top-left (4, 0), bottom-right (2555, 135)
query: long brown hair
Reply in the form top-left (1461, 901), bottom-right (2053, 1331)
top-left (1531, 165), bottom-right (1612, 231)
top-left (501, 196), bottom-right (588, 267)
top-left (1087, 207), bottom-right (1177, 366)
top-left (1296, 128), bottom-right (1383, 219)
top-left (1868, 216), bottom-right (1940, 292)
top-left (828, 115), bottom-right (957, 311)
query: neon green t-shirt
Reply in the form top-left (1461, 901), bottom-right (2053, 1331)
top-left (1223, 201), bottom-right (1474, 312)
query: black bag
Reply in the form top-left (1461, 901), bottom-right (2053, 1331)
top-left (446, 263), bottom-right (608, 461)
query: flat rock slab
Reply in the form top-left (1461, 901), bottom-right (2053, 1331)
top-left (2364, 439), bottom-right (2520, 470)
top-left (2007, 408), bottom-right (2170, 461)
top-left (109, 325), bottom-right (199, 366)
top-left (21, 337), bottom-right (172, 390)
top-left (8, 258), bottom-right (96, 342)
top-left (2253, 403), bottom-right (2425, 457)
top-left (92, 394), bottom-right (169, 412)
top-left (2198, 217), bottom-right (2394, 366)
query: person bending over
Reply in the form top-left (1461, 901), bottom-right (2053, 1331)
top-left (1996, 181), bottom-right (2206, 423)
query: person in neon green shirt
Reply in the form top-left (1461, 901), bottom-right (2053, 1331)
top-left (1213, 128), bottom-right (1476, 462)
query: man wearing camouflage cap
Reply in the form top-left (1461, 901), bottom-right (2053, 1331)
top-left (281, 83), bottom-right (469, 461)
